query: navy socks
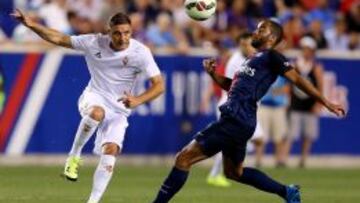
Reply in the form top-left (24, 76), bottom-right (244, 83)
top-left (153, 167), bottom-right (189, 203)
top-left (237, 167), bottom-right (287, 198)
top-left (152, 166), bottom-right (287, 202)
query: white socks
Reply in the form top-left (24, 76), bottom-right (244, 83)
top-left (69, 115), bottom-right (100, 158)
top-left (88, 155), bottom-right (116, 203)
top-left (209, 153), bottom-right (223, 177)
top-left (70, 115), bottom-right (116, 203)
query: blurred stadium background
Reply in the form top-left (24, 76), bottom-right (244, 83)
top-left (0, 0), bottom-right (359, 202)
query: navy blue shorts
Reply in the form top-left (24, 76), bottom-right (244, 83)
top-left (195, 115), bottom-right (255, 165)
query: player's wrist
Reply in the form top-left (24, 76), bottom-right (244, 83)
top-left (26, 21), bottom-right (35, 29)
top-left (323, 100), bottom-right (331, 109)
top-left (134, 96), bottom-right (145, 106)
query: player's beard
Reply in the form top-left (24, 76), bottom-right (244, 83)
top-left (251, 38), bottom-right (264, 49)
top-left (119, 39), bottom-right (130, 48)
top-left (112, 40), bottom-right (129, 51)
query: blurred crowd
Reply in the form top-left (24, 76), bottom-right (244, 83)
top-left (0, 0), bottom-right (359, 52)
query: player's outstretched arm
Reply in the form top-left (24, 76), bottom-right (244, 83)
top-left (119, 75), bottom-right (165, 109)
top-left (284, 68), bottom-right (346, 117)
top-left (10, 9), bottom-right (72, 48)
top-left (203, 58), bottom-right (232, 91)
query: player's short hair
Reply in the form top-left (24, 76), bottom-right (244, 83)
top-left (109, 12), bottom-right (131, 27)
top-left (236, 32), bottom-right (253, 43)
top-left (265, 19), bottom-right (284, 45)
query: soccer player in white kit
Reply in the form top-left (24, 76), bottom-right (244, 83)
top-left (205, 33), bottom-right (265, 187)
top-left (11, 10), bottom-right (165, 203)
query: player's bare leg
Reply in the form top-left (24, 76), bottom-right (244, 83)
top-left (63, 106), bottom-right (104, 181)
top-left (175, 141), bottom-right (209, 170)
top-left (223, 156), bottom-right (301, 203)
top-left (87, 143), bottom-right (118, 203)
top-left (152, 140), bottom-right (209, 203)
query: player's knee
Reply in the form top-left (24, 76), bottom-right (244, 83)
top-left (175, 151), bottom-right (192, 170)
top-left (102, 143), bottom-right (119, 155)
top-left (224, 167), bottom-right (243, 180)
top-left (89, 106), bottom-right (105, 121)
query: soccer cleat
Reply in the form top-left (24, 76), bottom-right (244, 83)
top-left (207, 174), bottom-right (231, 187)
top-left (285, 184), bottom-right (301, 203)
top-left (62, 156), bottom-right (82, 181)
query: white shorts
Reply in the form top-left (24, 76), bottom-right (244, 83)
top-left (78, 90), bottom-right (129, 154)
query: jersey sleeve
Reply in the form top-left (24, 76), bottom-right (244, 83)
top-left (225, 53), bottom-right (239, 79)
top-left (269, 50), bottom-right (292, 75)
top-left (70, 34), bottom-right (97, 52)
top-left (140, 47), bottom-right (161, 78)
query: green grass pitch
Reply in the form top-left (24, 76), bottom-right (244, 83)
top-left (0, 166), bottom-right (359, 203)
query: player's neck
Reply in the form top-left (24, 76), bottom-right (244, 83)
top-left (243, 52), bottom-right (250, 58)
top-left (256, 43), bottom-right (273, 51)
top-left (266, 44), bottom-right (275, 50)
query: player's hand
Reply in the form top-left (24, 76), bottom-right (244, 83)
top-left (118, 91), bottom-right (141, 109)
top-left (325, 102), bottom-right (346, 117)
top-left (10, 9), bottom-right (33, 27)
top-left (203, 58), bottom-right (216, 75)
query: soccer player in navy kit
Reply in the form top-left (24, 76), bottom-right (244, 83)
top-left (152, 20), bottom-right (345, 203)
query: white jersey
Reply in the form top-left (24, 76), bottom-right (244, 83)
top-left (217, 50), bottom-right (246, 106)
top-left (71, 34), bottom-right (161, 114)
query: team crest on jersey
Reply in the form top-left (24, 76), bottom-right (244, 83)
top-left (122, 56), bottom-right (129, 66)
top-left (239, 59), bottom-right (256, 77)
top-left (240, 65), bottom-right (256, 77)
top-left (255, 52), bottom-right (263, 57)
top-left (95, 51), bottom-right (102, 58)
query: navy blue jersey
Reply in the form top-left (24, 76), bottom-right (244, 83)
top-left (219, 49), bottom-right (292, 125)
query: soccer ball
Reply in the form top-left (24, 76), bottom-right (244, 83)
top-left (184, 0), bottom-right (217, 21)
